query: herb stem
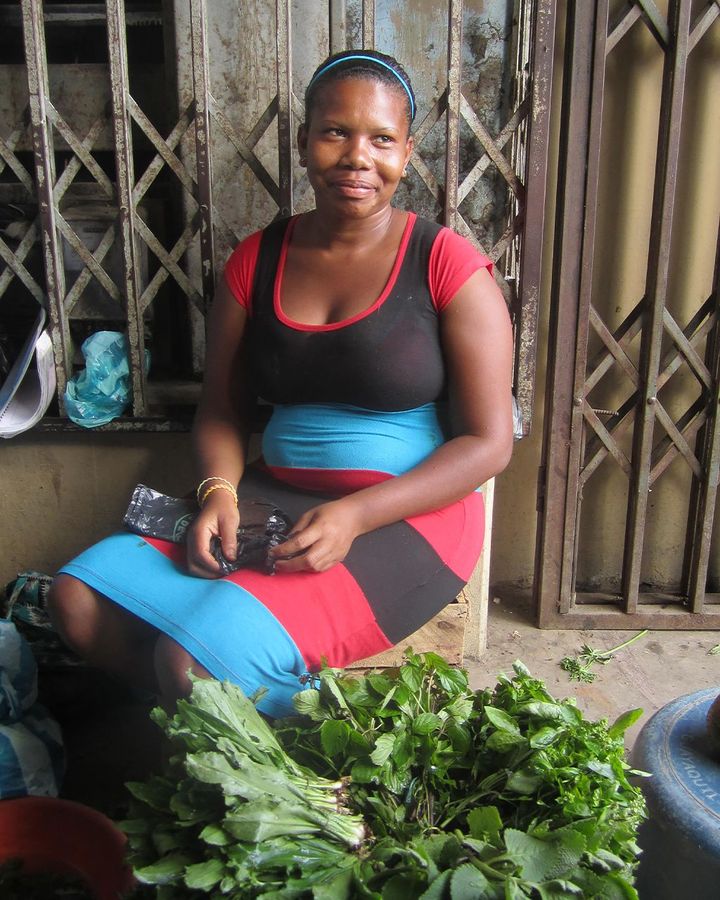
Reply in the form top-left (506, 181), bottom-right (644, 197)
top-left (599, 629), bottom-right (648, 659)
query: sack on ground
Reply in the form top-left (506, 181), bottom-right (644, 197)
top-left (0, 619), bottom-right (65, 798)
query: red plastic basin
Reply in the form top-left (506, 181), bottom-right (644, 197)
top-left (0, 796), bottom-right (134, 899)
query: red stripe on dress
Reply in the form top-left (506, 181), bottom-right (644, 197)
top-left (225, 564), bottom-right (391, 670)
top-left (143, 536), bottom-right (391, 670)
top-left (405, 491), bottom-right (485, 582)
top-left (265, 465), bottom-right (392, 494)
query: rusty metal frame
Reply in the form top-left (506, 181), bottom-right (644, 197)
top-left (107, 0), bottom-right (147, 414)
top-left (2, 0), bottom-right (550, 436)
top-left (536, 0), bottom-right (720, 629)
top-left (21, 0), bottom-right (70, 401)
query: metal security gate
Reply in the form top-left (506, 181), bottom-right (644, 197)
top-left (536, 0), bottom-right (720, 628)
top-left (0, 0), bottom-right (553, 433)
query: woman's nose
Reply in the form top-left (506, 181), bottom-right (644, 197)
top-left (341, 136), bottom-right (371, 168)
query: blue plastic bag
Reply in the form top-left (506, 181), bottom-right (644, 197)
top-left (64, 331), bottom-right (150, 427)
top-left (0, 619), bottom-right (65, 798)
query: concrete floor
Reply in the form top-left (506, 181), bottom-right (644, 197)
top-left (52, 588), bottom-right (720, 816)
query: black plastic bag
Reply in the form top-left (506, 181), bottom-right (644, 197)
top-left (123, 484), bottom-right (292, 574)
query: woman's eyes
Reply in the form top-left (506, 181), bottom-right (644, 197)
top-left (323, 128), bottom-right (394, 144)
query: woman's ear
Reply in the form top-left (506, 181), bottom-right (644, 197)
top-left (297, 123), bottom-right (308, 160)
top-left (403, 135), bottom-right (414, 171)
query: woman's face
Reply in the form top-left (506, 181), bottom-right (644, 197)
top-left (298, 77), bottom-right (414, 220)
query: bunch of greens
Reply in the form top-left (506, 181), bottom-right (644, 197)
top-left (121, 654), bottom-right (647, 899)
top-left (120, 678), bottom-right (365, 898)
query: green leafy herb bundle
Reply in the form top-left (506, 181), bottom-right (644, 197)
top-left (121, 654), bottom-right (647, 899)
top-left (120, 678), bottom-right (365, 898)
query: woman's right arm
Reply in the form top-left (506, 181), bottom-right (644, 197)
top-left (186, 278), bottom-right (253, 577)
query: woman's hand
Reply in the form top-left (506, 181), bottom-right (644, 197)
top-left (185, 491), bottom-right (240, 578)
top-left (269, 499), bottom-right (362, 573)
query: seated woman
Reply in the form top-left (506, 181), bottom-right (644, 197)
top-left (48, 49), bottom-right (514, 719)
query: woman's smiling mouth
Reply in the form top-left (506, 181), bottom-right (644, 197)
top-left (331, 179), bottom-right (376, 196)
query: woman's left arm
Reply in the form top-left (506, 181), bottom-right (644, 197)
top-left (272, 267), bottom-right (514, 572)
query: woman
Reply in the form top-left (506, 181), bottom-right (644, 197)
top-left (48, 50), bottom-right (514, 718)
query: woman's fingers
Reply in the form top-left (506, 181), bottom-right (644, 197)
top-left (270, 502), bottom-right (358, 573)
top-left (186, 502), bottom-right (240, 578)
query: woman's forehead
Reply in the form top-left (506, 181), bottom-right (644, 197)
top-left (310, 77), bottom-right (410, 123)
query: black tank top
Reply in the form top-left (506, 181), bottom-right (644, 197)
top-left (248, 216), bottom-right (446, 412)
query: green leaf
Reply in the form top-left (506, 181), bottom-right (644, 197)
top-left (446, 722), bottom-right (472, 754)
top-left (153, 828), bottom-right (190, 856)
top-left (125, 777), bottom-right (174, 811)
top-left (368, 673), bottom-right (394, 696)
top-left (572, 868), bottom-right (639, 899)
top-left (223, 799), bottom-right (320, 842)
top-left (413, 712), bottom-right (443, 734)
top-left (513, 659), bottom-right (532, 678)
top-left (399, 663), bottom-right (423, 692)
top-left (350, 761), bottom-right (381, 783)
top-left (486, 730), bottom-right (527, 752)
top-left (444, 697), bottom-right (474, 721)
top-left (504, 828), bottom-right (585, 883)
top-left (370, 732), bottom-right (397, 765)
top-left (321, 672), bottom-right (354, 713)
top-left (312, 866), bottom-right (355, 899)
top-left (382, 873), bottom-right (427, 899)
top-left (529, 726), bottom-right (562, 748)
top-left (419, 869), bottom-right (451, 900)
top-left (586, 760), bottom-right (616, 781)
top-left (134, 853), bottom-right (192, 885)
top-left (518, 702), bottom-right (582, 724)
top-left (199, 823), bottom-right (230, 846)
top-left (450, 863), bottom-right (493, 899)
top-left (484, 707), bottom-right (522, 734)
top-left (320, 718), bottom-right (351, 755)
top-left (505, 769), bottom-right (543, 793)
top-left (436, 666), bottom-right (470, 695)
top-left (183, 858), bottom-right (226, 890)
top-left (467, 806), bottom-right (503, 839)
top-left (293, 689), bottom-right (324, 720)
top-left (607, 708), bottom-right (643, 739)
top-left (536, 881), bottom-right (584, 899)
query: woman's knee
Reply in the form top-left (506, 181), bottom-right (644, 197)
top-left (154, 634), bottom-right (210, 702)
top-left (46, 573), bottom-right (102, 652)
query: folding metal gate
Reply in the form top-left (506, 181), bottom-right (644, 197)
top-left (0, 0), bottom-right (553, 434)
top-left (535, 0), bottom-right (720, 628)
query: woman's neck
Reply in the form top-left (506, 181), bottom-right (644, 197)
top-left (301, 205), bottom-right (398, 250)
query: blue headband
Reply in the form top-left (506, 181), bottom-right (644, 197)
top-left (307, 54), bottom-right (415, 121)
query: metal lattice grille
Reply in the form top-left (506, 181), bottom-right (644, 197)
top-left (0, 0), bottom-right (552, 434)
top-left (536, 0), bottom-right (720, 627)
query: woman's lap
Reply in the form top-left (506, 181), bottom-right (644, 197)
top-left (59, 468), bottom-right (484, 717)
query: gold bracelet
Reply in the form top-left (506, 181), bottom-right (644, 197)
top-left (198, 483), bottom-right (238, 508)
top-left (196, 476), bottom-right (237, 505)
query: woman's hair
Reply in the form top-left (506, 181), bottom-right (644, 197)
top-left (304, 50), bottom-right (416, 128)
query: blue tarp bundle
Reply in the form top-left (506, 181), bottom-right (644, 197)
top-left (0, 619), bottom-right (64, 798)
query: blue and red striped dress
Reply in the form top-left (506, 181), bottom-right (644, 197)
top-left (60, 212), bottom-right (491, 717)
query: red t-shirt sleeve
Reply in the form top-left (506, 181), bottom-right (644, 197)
top-left (223, 229), bottom-right (263, 313)
top-left (428, 227), bottom-right (493, 312)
